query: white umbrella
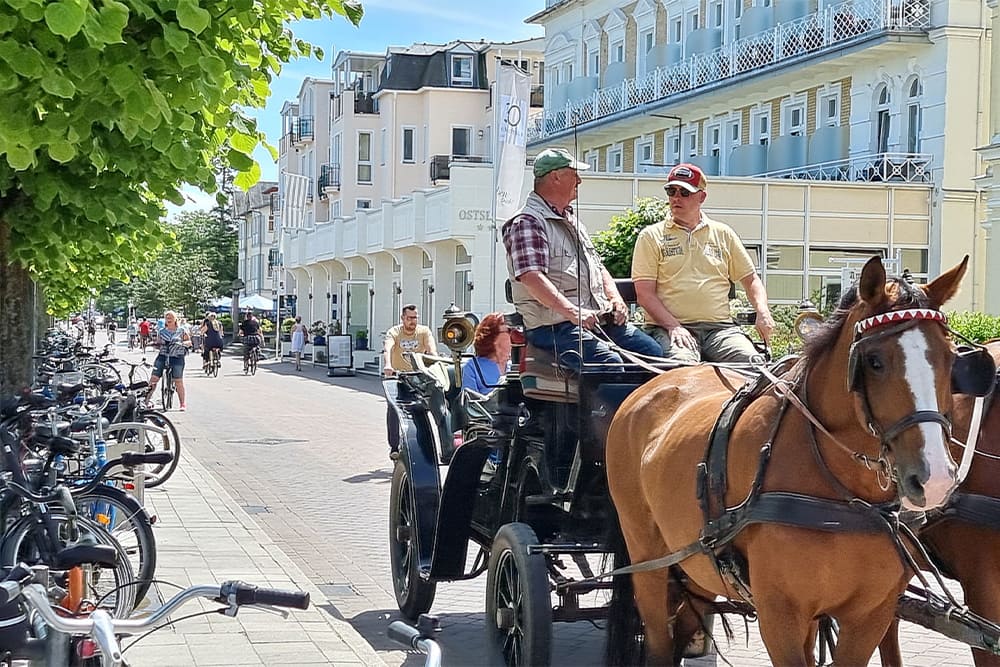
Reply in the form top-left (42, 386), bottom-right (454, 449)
top-left (209, 296), bottom-right (232, 308)
top-left (241, 294), bottom-right (274, 310)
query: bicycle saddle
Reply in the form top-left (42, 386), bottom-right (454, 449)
top-left (55, 543), bottom-right (119, 570)
top-left (68, 414), bottom-right (110, 433)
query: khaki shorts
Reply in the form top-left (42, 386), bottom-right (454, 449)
top-left (644, 322), bottom-right (760, 364)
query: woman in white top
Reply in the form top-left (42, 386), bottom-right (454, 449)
top-left (290, 315), bottom-right (309, 371)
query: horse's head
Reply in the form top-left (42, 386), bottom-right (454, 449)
top-left (843, 256), bottom-right (968, 510)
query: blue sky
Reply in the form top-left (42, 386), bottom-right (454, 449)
top-left (172, 0), bottom-right (544, 215)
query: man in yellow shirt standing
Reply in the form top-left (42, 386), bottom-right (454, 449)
top-left (631, 163), bottom-right (775, 364)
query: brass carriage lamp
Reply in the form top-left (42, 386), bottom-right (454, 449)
top-left (793, 299), bottom-right (823, 340)
top-left (439, 304), bottom-right (479, 388)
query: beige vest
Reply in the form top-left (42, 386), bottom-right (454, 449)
top-left (506, 192), bottom-right (609, 329)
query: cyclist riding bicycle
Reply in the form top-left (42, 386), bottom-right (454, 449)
top-left (239, 311), bottom-right (263, 371)
top-left (145, 310), bottom-right (191, 411)
top-left (201, 312), bottom-right (225, 371)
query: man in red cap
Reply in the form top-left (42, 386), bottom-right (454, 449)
top-left (631, 163), bottom-right (774, 364)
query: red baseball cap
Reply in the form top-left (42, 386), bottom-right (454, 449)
top-left (665, 163), bottom-right (708, 193)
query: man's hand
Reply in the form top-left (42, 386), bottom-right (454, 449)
top-left (668, 325), bottom-right (698, 352)
top-left (610, 298), bottom-right (628, 326)
top-left (755, 311), bottom-right (776, 347)
top-left (383, 365), bottom-right (396, 378)
top-left (569, 306), bottom-right (600, 330)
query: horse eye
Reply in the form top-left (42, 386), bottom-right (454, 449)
top-left (866, 353), bottom-right (884, 372)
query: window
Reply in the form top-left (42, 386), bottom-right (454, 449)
top-left (728, 119), bottom-right (741, 146)
top-left (752, 110), bottom-right (770, 146)
top-left (706, 123), bottom-right (721, 157)
top-left (357, 131), bottom-right (372, 183)
top-left (671, 17), bottom-right (682, 43)
top-left (423, 125), bottom-right (428, 163)
top-left (905, 77), bottom-right (922, 153)
top-left (818, 92), bottom-right (840, 127)
top-left (612, 40), bottom-right (625, 63)
top-left (402, 127), bottom-right (415, 163)
top-left (451, 54), bottom-right (473, 86)
top-left (669, 132), bottom-right (681, 163)
top-left (356, 199), bottom-right (372, 210)
top-left (783, 102), bottom-right (805, 137)
top-left (332, 199), bottom-right (342, 218)
top-left (635, 138), bottom-right (653, 171)
top-left (586, 151), bottom-right (599, 171)
top-left (709, 1), bottom-right (723, 28)
top-left (687, 9), bottom-right (700, 32)
top-left (380, 127), bottom-right (386, 166)
top-left (452, 126), bottom-right (472, 157)
top-left (607, 145), bottom-right (623, 173)
top-left (588, 49), bottom-right (600, 76)
top-left (685, 130), bottom-right (697, 158)
top-left (875, 84), bottom-right (891, 153)
top-left (638, 30), bottom-right (654, 74)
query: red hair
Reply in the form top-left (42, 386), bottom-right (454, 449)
top-left (473, 312), bottom-right (507, 357)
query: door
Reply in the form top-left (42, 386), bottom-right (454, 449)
top-left (341, 280), bottom-right (373, 350)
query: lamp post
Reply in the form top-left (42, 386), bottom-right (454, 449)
top-left (230, 278), bottom-right (245, 342)
top-left (127, 299), bottom-right (134, 323)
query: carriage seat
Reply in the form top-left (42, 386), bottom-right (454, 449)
top-left (520, 343), bottom-right (579, 403)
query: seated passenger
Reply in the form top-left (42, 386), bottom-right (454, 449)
top-left (631, 163), bottom-right (775, 364)
top-left (462, 313), bottom-right (511, 394)
top-left (502, 148), bottom-right (661, 372)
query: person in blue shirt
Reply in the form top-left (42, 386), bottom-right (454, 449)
top-left (462, 313), bottom-right (512, 395)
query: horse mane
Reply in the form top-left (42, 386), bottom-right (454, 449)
top-left (801, 276), bottom-right (929, 363)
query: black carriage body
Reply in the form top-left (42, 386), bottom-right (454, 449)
top-left (386, 366), bottom-right (652, 584)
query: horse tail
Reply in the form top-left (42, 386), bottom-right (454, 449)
top-left (604, 510), bottom-right (645, 666)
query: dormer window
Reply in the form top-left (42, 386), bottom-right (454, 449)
top-left (451, 54), bottom-right (474, 87)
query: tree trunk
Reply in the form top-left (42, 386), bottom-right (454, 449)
top-left (0, 218), bottom-right (35, 396)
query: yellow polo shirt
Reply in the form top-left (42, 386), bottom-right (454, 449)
top-left (631, 215), bottom-right (756, 323)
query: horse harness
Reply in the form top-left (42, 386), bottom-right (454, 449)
top-left (606, 309), bottom-right (988, 603)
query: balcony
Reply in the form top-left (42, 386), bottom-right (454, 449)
top-left (429, 154), bottom-right (489, 181)
top-left (292, 116), bottom-right (314, 144)
top-left (751, 152), bottom-right (932, 184)
top-left (319, 163), bottom-right (341, 192)
top-left (528, 0), bottom-right (930, 142)
top-left (354, 92), bottom-right (377, 115)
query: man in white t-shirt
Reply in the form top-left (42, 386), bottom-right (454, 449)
top-left (383, 305), bottom-right (438, 458)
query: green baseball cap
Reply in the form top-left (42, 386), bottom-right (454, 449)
top-left (532, 148), bottom-right (590, 178)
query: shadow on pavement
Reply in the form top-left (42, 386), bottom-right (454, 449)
top-left (343, 469), bottom-right (393, 484)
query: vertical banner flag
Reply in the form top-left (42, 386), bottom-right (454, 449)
top-left (494, 63), bottom-right (531, 221)
top-left (280, 171), bottom-right (310, 230)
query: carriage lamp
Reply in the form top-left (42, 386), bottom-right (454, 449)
top-left (793, 299), bottom-right (823, 340)
top-left (439, 304), bottom-right (479, 354)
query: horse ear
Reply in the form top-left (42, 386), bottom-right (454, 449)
top-left (857, 256), bottom-right (887, 307)
top-left (922, 255), bottom-right (968, 310)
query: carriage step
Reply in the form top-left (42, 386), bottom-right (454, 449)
top-left (525, 492), bottom-right (572, 505)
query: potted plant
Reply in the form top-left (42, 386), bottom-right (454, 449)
top-left (280, 317), bottom-right (296, 342)
top-left (355, 329), bottom-right (369, 351)
top-left (310, 321), bottom-right (327, 347)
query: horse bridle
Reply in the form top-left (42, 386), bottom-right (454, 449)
top-left (848, 308), bottom-right (953, 456)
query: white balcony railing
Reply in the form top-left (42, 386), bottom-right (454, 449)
top-left (751, 152), bottom-right (932, 183)
top-left (528, 0), bottom-right (930, 141)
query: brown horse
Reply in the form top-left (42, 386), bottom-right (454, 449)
top-left (878, 341), bottom-right (1000, 666)
top-left (605, 256), bottom-right (968, 667)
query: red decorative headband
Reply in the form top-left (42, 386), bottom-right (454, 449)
top-left (854, 308), bottom-right (947, 337)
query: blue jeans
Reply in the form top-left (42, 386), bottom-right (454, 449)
top-left (525, 321), bottom-right (661, 372)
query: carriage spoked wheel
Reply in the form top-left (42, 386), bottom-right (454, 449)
top-left (815, 615), bottom-right (838, 665)
top-left (485, 522), bottom-right (552, 667)
top-left (389, 460), bottom-right (436, 618)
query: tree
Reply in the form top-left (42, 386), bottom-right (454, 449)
top-left (171, 210), bottom-right (237, 296)
top-left (592, 198), bottom-right (670, 278)
top-left (0, 0), bottom-right (364, 395)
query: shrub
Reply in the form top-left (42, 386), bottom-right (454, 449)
top-left (947, 311), bottom-right (1000, 344)
top-left (281, 317), bottom-right (296, 334)
top-left (217, 313), bottom-right (233, 331)
top-left (310, 321), bottom-right (327, 337)
top-left (259, 318), bottom-right (274, 333)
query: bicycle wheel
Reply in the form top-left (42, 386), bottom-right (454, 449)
top-left (1, 513), bottom-right (136, 617)
top-left (250, 349), bottom-right (258, 375)
top-left (73, 486), bottom-right (156, 604)
top-left (136, 410), bottom-right (181, 488)
top-left (161, 371), bottom-right (173, 411)
top-left (81, 362), bottom-right (122, 385)
top-left (211, 350), bottom-right (220, 378)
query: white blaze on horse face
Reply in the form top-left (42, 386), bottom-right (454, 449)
top-left (899, 328), bottom-right (956, 509)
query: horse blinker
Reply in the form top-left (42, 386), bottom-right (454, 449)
top-left (951, 345), bottom-right (997, 397)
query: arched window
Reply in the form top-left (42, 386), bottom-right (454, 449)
top-left (874, 83), bottom-right (891, 153)
top-left (905, 77), bottom-right (922, 153)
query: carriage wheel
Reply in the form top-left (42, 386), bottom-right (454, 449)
top-left (485, 522), bottom-right (552, 666)
top-left (815, 615), bottom-right (838, 665)
top-left (388, 460), bottom-right (436, 619)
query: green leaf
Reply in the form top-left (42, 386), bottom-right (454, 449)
top-left (332, 0), bottom-right (364, 26)
top-left (163, 23), bottom-right (189, 52)
top-left (229, 132), bottom-right (256, 154)
top-left (233, 162), bottom-right (261, 190)
top-left (47, 140), bottom-right (76, 162)
top-left (226, 148), bottom-right (253, 171)
top-left (175, 0), bottom-right (210, 35)
top-left (197, 55), bottom-right (225, 81)
top-left (44, 0), bottom-right (86, 39)
top-left (82, 1), bottom-right (128, 45)
top-left (5, 144), bottom-right (34, 170)
top-left (0, 42), bottom-right (44, 78)
top-left (41, 72), bottom-right (75, 98)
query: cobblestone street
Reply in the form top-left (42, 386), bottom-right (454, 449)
top-left (166, 350), bottom-right (979, 666)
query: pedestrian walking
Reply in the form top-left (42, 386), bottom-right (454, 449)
top-left (107, 319), bottom-right (118, 344)
top-left (290, 315), bottom-right (310, 371)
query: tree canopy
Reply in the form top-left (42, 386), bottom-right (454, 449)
top-left (0, 0), bottom-right (363, 315)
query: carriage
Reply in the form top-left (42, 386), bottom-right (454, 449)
top-left (386, 259), bottom-right (1000, 667)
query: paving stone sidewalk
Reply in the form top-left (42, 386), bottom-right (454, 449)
top-left (125, 446), bottom-right (386, 666)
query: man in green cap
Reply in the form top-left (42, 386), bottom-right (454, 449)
top-left (502, 148), bottom-right (660, 370)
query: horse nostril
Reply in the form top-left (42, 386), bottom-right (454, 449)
top-left (902, 473), bottom-right (926, 506)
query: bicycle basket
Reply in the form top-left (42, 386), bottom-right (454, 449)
top-left (52, 371), bottom-right (85, 385)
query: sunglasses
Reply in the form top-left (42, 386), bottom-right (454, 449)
top-left (664, 186), bottom-right (701, 198)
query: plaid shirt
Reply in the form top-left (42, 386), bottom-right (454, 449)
top-left (502, 198), bottom-right (574, 278)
